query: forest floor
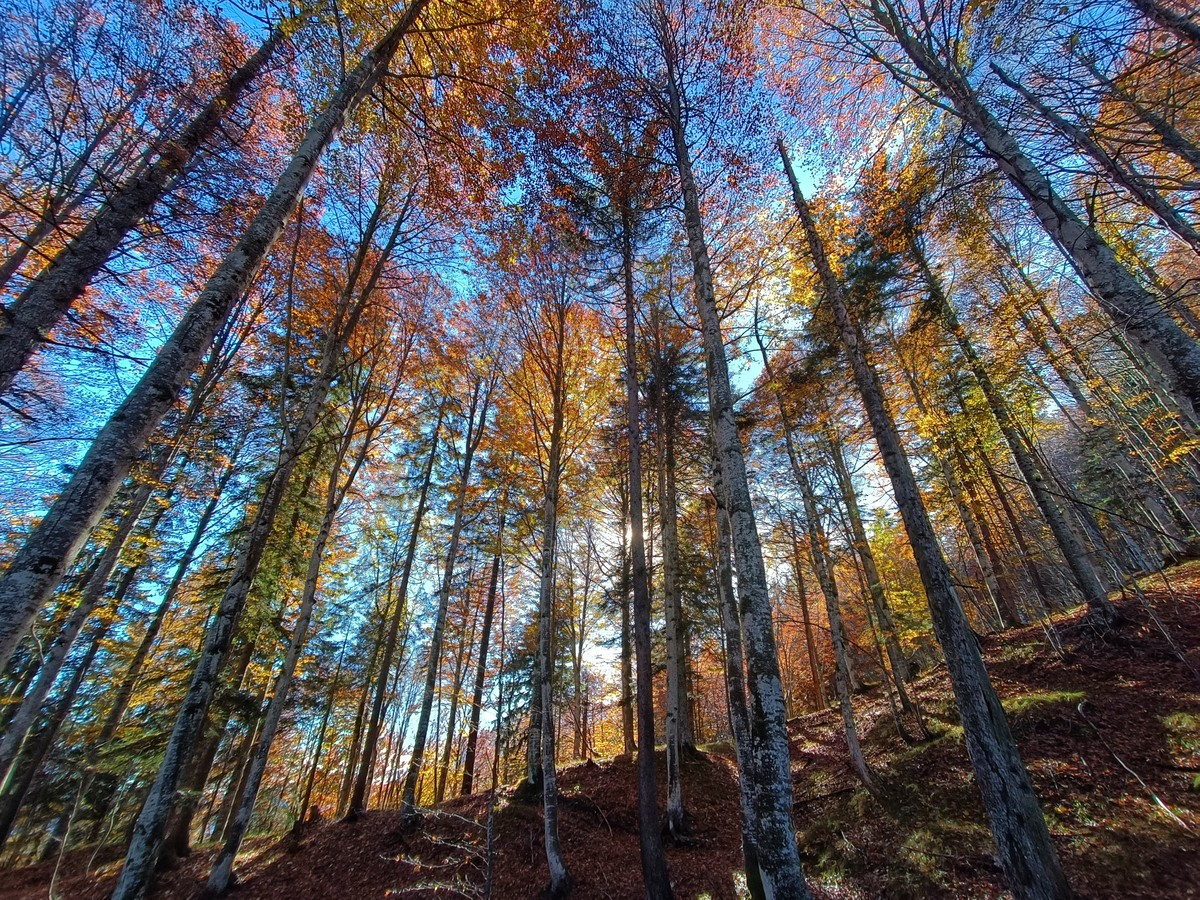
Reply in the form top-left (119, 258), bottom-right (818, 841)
top-left (5, 564), bottom-right (1200, 899)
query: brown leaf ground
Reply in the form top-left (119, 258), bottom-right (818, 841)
top-left (4, 565), bottom-right (1200, 898)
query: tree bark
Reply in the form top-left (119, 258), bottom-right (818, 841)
top-left (535, 309), bottom-right (569, 897)
top-left (711, 476), bottom-right (765, 899)
top-left (781, 140), bottom-right (1069, 900)
top-left (619, 211), bottom-right (673, 898)
top-left (651, 314), bottom-right (689, 838)
top-left (398, 383), bottom-right (488, 818)
top-left (0, 22), bottom-right (290, 397)
top-left (659, 34), bottom-right (807, 893)
top-left (0, 0), bottom-right (430, 676)
top-left (461, 494), bottom-right (508, 796)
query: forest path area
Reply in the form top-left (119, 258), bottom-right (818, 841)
top-left (5, 565), bottom-right (1200, 900)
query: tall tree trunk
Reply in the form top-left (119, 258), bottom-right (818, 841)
top-left (827, 436), bottom-right (920, 716)
top-left (712, 478), bottom-right (765, 900)
top-left (87, 433), bottom-right (246, 840)
top-left (781, 140), bottom-right (1069, 900)
top-left (873, 10), bottom-right (1200, 419)
top-left (0, 23), bottom-right (290, 396)
top-left (787, 523), bottom-right (828, 710)
top-left (619, 475), bottom-right (636, 756)
top-left (619, 210), bottom-right (673, 898)
top-left (892, 343), bottom-right (1027, 625)
top-left (795, 467), bottom-right (874, 789)
top-left (536, 328), bottom-right (569, 897)
top-left (750, 314), bottom-right (874, 771)
top-left (0, 0), bottom-right (430, 675)
top-left (207, 407), bottom-right (377, 892)
top-left (398, 383), bottom-right (488, 818)
top-left (652, 345), bottom-right (689, 838)
top-left (111, 252), bottom-right (374, 897)
top-left (661, 45), bottom-right (807, 897)
top-left (297, 642), bottom-right (346, 822)
top-left (353, 406), bottom-right (444, 817)
top-left (461, 495), bottom-right (508, 796)
top-left (435, 594), bottom-right (476, 805)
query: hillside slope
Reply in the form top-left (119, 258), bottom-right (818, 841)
top-left (5, 567), bottom-right (1200, 899)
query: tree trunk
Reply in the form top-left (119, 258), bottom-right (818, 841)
top-left (787, 525), bottom-right (828, 710)
top-left (827, 436), bottom-right (920, 716)
top-left (399, 383), bottom-right (488, 818)
top-left (461, 495), bottom-right (508, 796)
top-left (619, 475), bottom-right (635, 756)
top-left (620, 210), bottom-right (673, 898)
top-left (536, 324), bottom-right (569, 896)
top-left (0, 0), bottom-right (430, 676)
top-left (354, 406), bottom-right (443, 817)
top-left (711, 477), bottom-right (765, 900)
top-left (0, 23), bottom-right (290, 396)
top-left (0, 624), bottom-right (106, 851)
top-left (781, 140), bottom-right (1069, 899)
top-left (110, 250), bottom-right (373, 896)
top-left (662, 47), bottom-right (807, 896)
top-left (653, 341), bottom-right (689, 838)
top-left (795, 467), bottom-right (874, 788)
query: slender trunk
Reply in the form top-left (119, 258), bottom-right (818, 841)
top-left (354, 407), bottom-right (443, 817)
top-left (0, 534), bottom-right (152, 791)
top-left (781, 140), bottom-right (1069, 900)
top-left (663, 51), bottom-right (806, 895)
top-left (399, 384), bottom-right (488, 817)
top-left (892, 330), bottom-right (1036, 623)
top-left (536, 352), bottom-right (569, 896)
top-left (876, 13), bottom-right (1200, 418)
top-left (434, 597), bottom-right (475, 805)
top-left (653, 351), bottom-right (688, 837)
top-left (795, 467), bottom-right (873, 788)
top-left (787, 525), bottom-right (827, 710)
top-left (827, 437), bottom-right (919, 716)
top-left (620, 211), bottom-right (673, 897)
top-left (712, 483), bottom-right (765, 899)
top-left (0, 23), bottom-right (290, 396)
top-left (461, 497), bottom-right (508, 796)
top-left (111, 311), bottom-right (353, 896)
top-left (0, 0), bottom-right (430, 675)
top-left (337, 635), bottom-right (380, 817)
top-left (619, 477), bottom-right (635, 756)
top-left (93, 436), bottom-right (244, 760)
top-left (298, 643), bottom-right (346, 821)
